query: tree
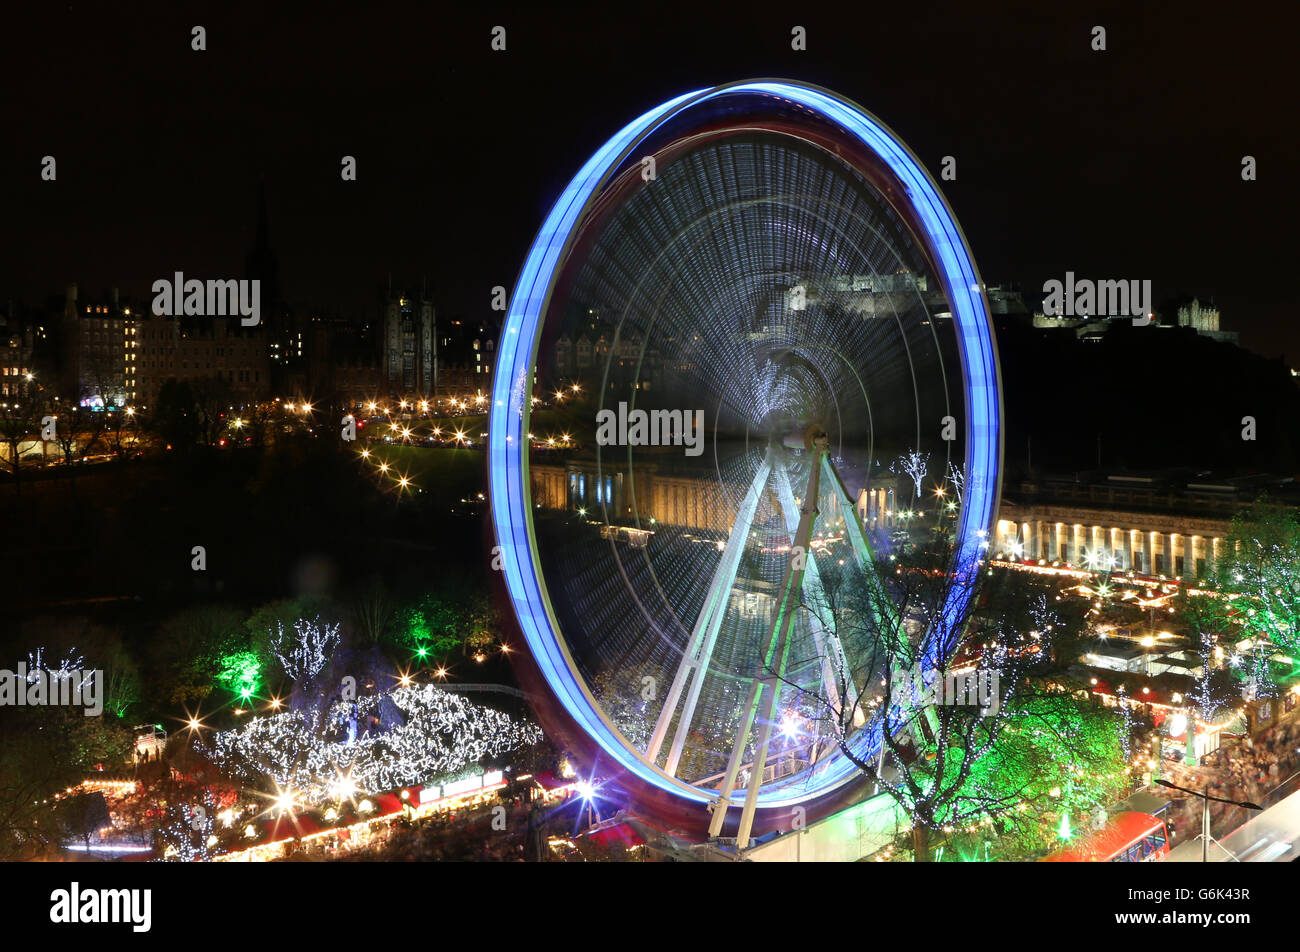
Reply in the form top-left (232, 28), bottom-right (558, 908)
top-left (49, 386), bottom-right (107, 469)
top-left (0, 372), bottom-right (44, 494)
top-left (957, 693), bottom-right (1127, 858)
top-left (1177, 592), bottom-right (1238, 726)
top-left (151, 604), bottom-right (248, 707)
top-left (0, 705), bottom-right (132, 859)
top-left (148, 379), bottom-right (201, 450)
top-left (0, 718), bottom-right (72, 858)
top-left (190, 376), bottom-right (235, 448)
top-left (246, 596), bottom-right (332, 657)
top-left (104, 406), bottom-right (140, 459)
top-left (1215, 496), bottom-right (1300, 657)
top-left (890, 450), bottom-right (929, 505)
top-left (399, 579), bottom-right (500, 659)
top-left (351, 574), bottom-right (397, 647)
top-left (240, 399), bottom-right (276, 450)
top-left (26, 618), bottom-right (144, 722)
top-left (270, 616), bottom-right (342, 684)
top-left (156, 791), bottom-right (217, 862)
top-left (214, 650), bottom-right (263, 703)
top-left (54, 791), bottom-right (111, 853)
top-left (785, 515), bottom-right (1107, 860)
top-left (589, 666), bottom-right (654, 750)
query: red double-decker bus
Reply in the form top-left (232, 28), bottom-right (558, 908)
top-left (1041, 811), bottom-right (1170, 862)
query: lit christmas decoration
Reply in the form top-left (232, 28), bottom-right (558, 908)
top-left (270, 617), bottom-right (341, 683)
top-left (25, 646), bottom-right (85, 684)
top-left (1116, 686), bottom-right (1133, 762)
top-left (1243, 637), bottom-right (1278, 701)
top-left (216, 650), bottom-right (262, 699)
top-left (209, 683), bottom-right (542, 806)
top-left (945, 461), bottom-right (966, 509)
top-left (890, 450), bottom-right (929, 504)
top-left (1190, 625), bottom-right (1227, 722)
top-left (157, 794), bottom-right (217, 862)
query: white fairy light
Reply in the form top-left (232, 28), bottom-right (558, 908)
top-left (209, 683), bottom-right (542, 806)
top-left (270, 617), bottom-right (342, 683)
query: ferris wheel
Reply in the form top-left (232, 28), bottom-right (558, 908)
top-left (489, 80), bottom-right (1002, 847)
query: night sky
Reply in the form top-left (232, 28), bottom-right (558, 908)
top-left (3, 1), bottom-right (1296, 357)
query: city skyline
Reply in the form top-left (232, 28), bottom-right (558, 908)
top-left (3, 3), bottom-right (1297, 358)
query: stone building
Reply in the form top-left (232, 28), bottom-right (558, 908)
top-left (993, 475), bottom-right (1256, 580)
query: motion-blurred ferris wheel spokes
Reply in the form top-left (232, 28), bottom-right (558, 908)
top-left (489, 80), bottom-right (1002, 842)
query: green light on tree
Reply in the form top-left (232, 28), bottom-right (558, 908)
top-left (1057, 810), bottom-right (1072, 841)
top-left (1219, 497), bottom-right (1300, 659)
top-left (216, 650), bottom-right (262, 700)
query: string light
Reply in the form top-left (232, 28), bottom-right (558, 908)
top-left (270, 617), bottom-right (341, 683)
top-left (209, 683), bottom-right (542, 807)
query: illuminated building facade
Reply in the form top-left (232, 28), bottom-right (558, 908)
top-left (993, 475), bottom-right (1257, 580)
top-left (533, 462), bottom-right (1273, 586)
top-left (0, 312), bottom-right (36, 400)
top-left (1176, 297), bottom-right (1237, 344)
top-left (59, 283), bottom-right (134, 406)
top-left (382, 290), bottom-right (434, 395)
top-left (135, 314), bottom-right (269, 404)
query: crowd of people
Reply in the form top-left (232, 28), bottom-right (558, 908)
top-left (341, 799), bottom-right (549, 861)
top-left (1162, 717), bottom-right (1300, 844)
top-left (265, 785), bottom-right (600, 862)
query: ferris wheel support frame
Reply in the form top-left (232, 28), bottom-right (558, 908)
top-left (772, 455), bottom-right (858, 721)
top-left (708, 433), bottom-right (827, 847)
top-left (644, 447), bottom-right (775, 775)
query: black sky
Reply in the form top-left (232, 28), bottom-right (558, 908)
top-left (2, 1), bottom-right (1296, 357)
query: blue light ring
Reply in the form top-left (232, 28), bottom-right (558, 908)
top-left (490, 80), bottom-right (1002, 808)
top-left (491, 91), bottom-right (717, 803)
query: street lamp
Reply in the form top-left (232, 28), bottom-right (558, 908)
top-left (1154, 778), bottom-right (1262, 861)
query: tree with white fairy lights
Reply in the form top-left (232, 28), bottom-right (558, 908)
top-left (945, 461), bottom-right (966, 510)
top-left (26, 646), bottom-right (84, 683)
top-left (891, 450), bottom-right (929, 505)
top-left (782, 517), bottom-right (1115, 860)
top-left (1176, 592), bottom-right (1237, 725)
top-left (270, 617), bottom-right (342, 684)
top-left (209, 683), bottom-right (543, 806)
top-left (157, 792), bottom-right (217, 862)
top-left (1216, 496), bottom-right (1300, 659)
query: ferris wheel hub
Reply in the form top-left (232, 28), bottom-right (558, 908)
top-left (781, 424), bottom-right (829, 452)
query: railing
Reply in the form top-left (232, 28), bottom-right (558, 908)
top-left (437, 683), bottom-right (533, 701)
top-left (696, 740), bottom-right (815, 790)
top-left (1211, 769), bottom-right (1300, 843)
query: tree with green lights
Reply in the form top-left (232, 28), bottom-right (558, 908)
top-left (151, 604), bottom-right (250, 707)
top-left (398, 579), bottom-right (499, 661)
top-left (215, 650), bottom-right (263, 703)
top-left (1216, 496), bottom-right (1300, 658)
top-left (787, 507), bottom-right (1117, 861)
top-left (957, 692), bottom-right (1128, 858)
